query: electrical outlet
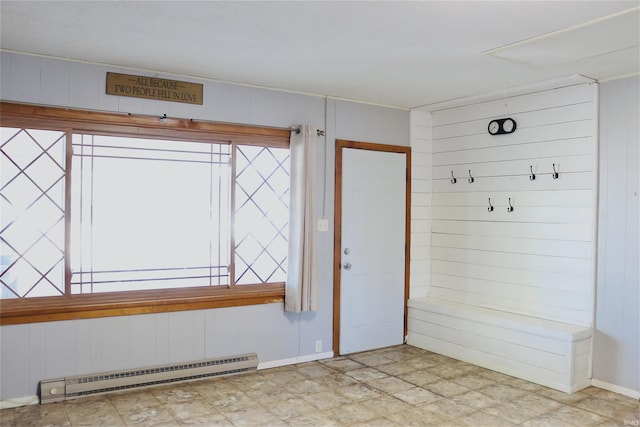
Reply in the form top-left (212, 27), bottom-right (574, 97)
top-left (317, 219), bottom-right (329, 232)
top-left (315, 340), bottom-right (322, 353)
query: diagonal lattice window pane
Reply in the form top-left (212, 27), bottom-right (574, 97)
top-left (1, 127), bottom-right (66, 299)
top-left (234, 145), bottom-right (290, 285)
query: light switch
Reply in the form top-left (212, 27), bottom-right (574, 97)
top-left (317, 219), bottom-right (329, 232)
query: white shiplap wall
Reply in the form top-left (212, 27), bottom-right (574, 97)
top-left (429, 83), bottom-right (598, 326)
top-left (409, 110), bottom-right (432, 298)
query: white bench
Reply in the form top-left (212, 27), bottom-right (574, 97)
top-left (407, 297), bottom-right (593, 393)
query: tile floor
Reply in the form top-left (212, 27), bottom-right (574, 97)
top-left (1, 345), bottom-right (638, 426)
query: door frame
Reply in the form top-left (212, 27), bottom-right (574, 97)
top-left (333, 139), bottom-right (411, 355)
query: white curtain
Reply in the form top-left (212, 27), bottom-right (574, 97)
top-left (285, 125), bottom-right (318, 312)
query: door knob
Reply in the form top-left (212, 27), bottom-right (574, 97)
top-left (343, 262), bottom-right (352, 270)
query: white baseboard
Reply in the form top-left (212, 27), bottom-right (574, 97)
top-left (591, 379), bottom-right (640, 400)
top-left (0, 353), bottom-right (335, 409)
top-left (258, 351), bottom-right (334, 370)
top-left (0, 395), bottom-right (39, 410)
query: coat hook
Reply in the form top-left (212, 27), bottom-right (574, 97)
top-left (488, 197), bottom-right (494, 212)
top-left (450, 170), bottom-right (457, 184)
top-left (468, 169), bottom-right (474, 184)
top-left (552, 163), bottom-right (559, 179)
top-left (159, 113), bottom-right (167, 123)
top-left (507, 197), bottom-right (514, 212)
top-left (529, 165), bottom-right (536, 181)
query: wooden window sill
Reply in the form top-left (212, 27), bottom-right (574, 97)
top-left (0, 284), bottom-right (285, 325)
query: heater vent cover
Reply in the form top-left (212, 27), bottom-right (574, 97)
top-left (40, 353), bottom-right (258, 404)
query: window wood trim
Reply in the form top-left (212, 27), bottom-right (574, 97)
top-left (0, 102), bottom-right (291, 146)
top-left (0, 284), bottom-right (285, 325)
top-left (0, 102), bottom-right (289, 325)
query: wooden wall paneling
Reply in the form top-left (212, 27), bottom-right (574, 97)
top-left (430, 247), bottom-right (590, 276)
top-left (431, 173), bottom-right (594, 193)
top-left (414, 308), bottom-right (567, 354)
top-left (407, 297), bottom-right (593, 392)
top-left (431, 205), bottom-right (592, 223)
top-left (409, 316), bottom-right (566, 383)
top-left (425, 287), bottom-right (591, 325)
top-left (432, 121), bottom-right (594, 153)
top-left (432, 155), bottom-right (594, 179)
top-left (427, 82), bottom-right (597, 326)
top-left (432, 102), bottom-right (593, 140)
top-left (430, 260), bottom-right (590, 294)
top-left (592, 77), bottom-right (639, 394)
top-left (431, 220), bottom-right (592, 240)
top-left (409, 109), bottom-right (432, 299)
top-left (432, 190), bottom-right (593, 207)
top-left (433, 138), bottom-right (593, 166)
top-left (429, 326), bottom-right (565, 374)
top-left (431, 234), bottom-right (592, 259)
top-left (428, 274), bottom-right (591, 311)
top-left (431, 84), bottom-right (595, 126)
top-left (432, 273), bottom-right (590, 311)
top-left (410, 330), bottom-right (565, 385)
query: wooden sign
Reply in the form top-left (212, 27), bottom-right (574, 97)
top-left (106, 72), bottom-right (203, 105)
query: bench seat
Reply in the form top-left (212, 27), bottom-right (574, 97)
top-left (407, 297), bottom-right (593, 393)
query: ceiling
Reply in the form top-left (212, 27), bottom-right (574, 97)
top-left (1, 1), bottom-right (639, 109)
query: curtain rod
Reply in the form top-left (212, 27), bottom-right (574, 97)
top-left (291, 127), bottom-right (325, 137)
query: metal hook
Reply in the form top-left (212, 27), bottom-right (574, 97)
top-left (529, 165), bottom-right (536, 181)
top-left (450, 170), bottom-right (457, 184)
top-left (488, 197), bottom-right (494, 212)
top-left (468, 169), bottom-right (474, 184)
top-left (159, 113), bottom-right (167, 123)
top-left (552, 163), bottom-right (559, 179)
top-left (507, 197), bottom-right (514, 212)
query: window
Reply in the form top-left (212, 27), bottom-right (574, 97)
top-left (0, 102), bottom-right (291, 324)
top-left (70, 134), bottom-right (233, 293)
top-left (234, 144), bottom-right (290, 285)
top-left (1, 128), bottom-right (66, 299)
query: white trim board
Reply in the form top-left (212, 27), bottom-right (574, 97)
top-left (0, 395), bottom-right (38, 410)
top-left (3, 357), bottom-right (638, 409)
top-left (591, 379), bottom-right (640, 400)
top-left (257, 351), bottom-right (334, 370)
top-left (0, 352), bottom-right (336, 409)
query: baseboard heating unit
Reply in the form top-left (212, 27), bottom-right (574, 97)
top-left (39, 353), bottom-right (258, 404)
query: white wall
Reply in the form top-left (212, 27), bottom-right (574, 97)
top-left (426, 83), bottom-right (598, 326)
top-left (593, 76), bottom-right (639, 396)
top-left (408, 78), bottom-right (639, 396)
top-left (0, 51), bottom-right (409, 402)
top-left (409, 110), bottom-right (432, 298)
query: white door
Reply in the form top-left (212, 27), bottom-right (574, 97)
top-left (339, 147), bottom-right (407, 354)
